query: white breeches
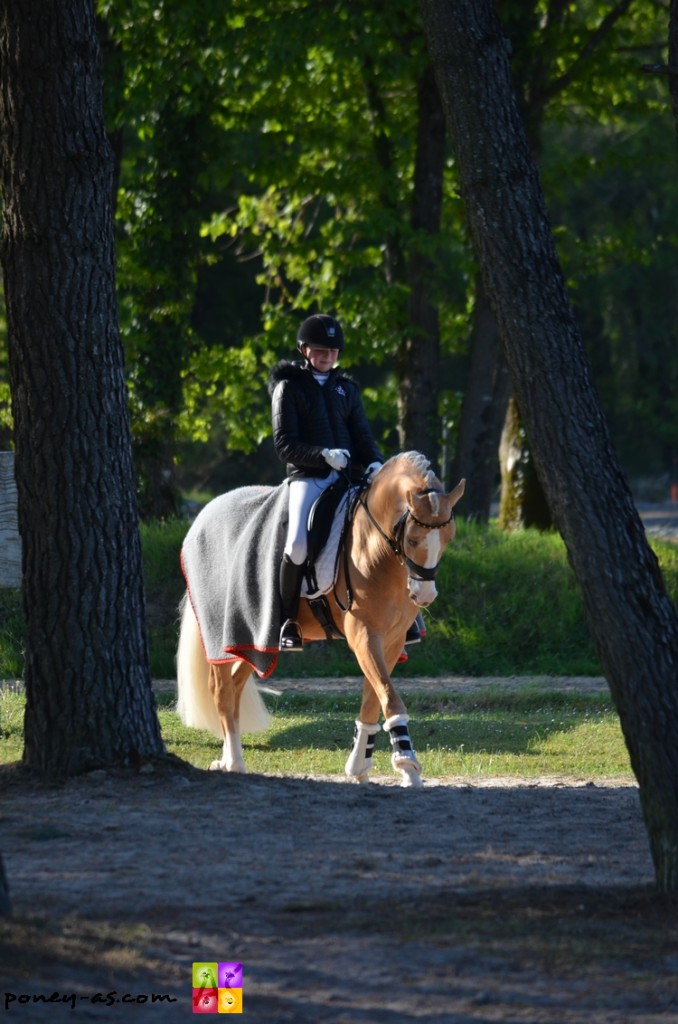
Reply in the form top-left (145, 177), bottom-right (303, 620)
top-left (284, 472), bottom-right (339, 565)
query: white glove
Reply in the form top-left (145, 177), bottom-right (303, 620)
top-left (322, 448), bottom-right (350, 471)
top-left (365, 461), bottom-right (382, 481)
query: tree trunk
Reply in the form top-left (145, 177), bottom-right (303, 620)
top-left (453, 273), bottom-right (511, 521)
top-left (498, 395), bottom-right (552, 531)
top-left (0, 851), bottom-right (10, 916)
top-left (669, 1), bottom-right (678, 151)
top-left (0, 0), bottom-right (165, 775)
top-left (420, 0), bottom-right (678, 890)
top-left (397, 63), bottom-right (446, 466)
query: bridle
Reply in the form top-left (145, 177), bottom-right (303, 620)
top-left (356, 486), bottom-right (454, 583)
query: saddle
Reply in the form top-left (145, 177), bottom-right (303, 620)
top-left (303, 475), bottom-right (353, 640)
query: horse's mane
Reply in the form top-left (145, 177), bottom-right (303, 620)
top-left (382, 451), bottom-right (439, 490)
top-left (354, 451), bottom-right (441, 570)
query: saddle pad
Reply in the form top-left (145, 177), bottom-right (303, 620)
top-left (302, 487), bottom-right (353, 599)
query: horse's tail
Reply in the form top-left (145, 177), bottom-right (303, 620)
top-left (175, 593), bottom-right (271, 736)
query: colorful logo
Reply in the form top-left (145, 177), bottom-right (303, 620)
top-left (192, 963), bottom-right (243, 1014)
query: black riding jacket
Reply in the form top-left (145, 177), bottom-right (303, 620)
top-left (268, 360), bottom-right (383, 480)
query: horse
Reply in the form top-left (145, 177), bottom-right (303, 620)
top-left (176, 451), bottom-right (465, 787)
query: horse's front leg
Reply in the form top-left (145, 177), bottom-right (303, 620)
top-left (208, 662), bottom-right (250, 772)
top-left (343, 621), bottom-right (422, 788)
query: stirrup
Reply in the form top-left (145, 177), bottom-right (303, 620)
top-left (280, 619), bottom-right (303, 652)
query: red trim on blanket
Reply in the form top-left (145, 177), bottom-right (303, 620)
top-left (222, 646), bottom-right (279, 679)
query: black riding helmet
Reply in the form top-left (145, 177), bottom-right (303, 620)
top-left (296, 314), bottom-right (345, 353)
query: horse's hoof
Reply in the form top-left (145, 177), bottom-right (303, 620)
top-left (392, 751), bottom-right (423, 788)
top-left (209, 759), bottom-right (247, 773)
top-left (398, 763), bottom-right (424, 788)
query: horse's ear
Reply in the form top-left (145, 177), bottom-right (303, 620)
top-left (447, 478), bottom-right (466, 507)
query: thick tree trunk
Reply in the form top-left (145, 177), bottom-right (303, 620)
top-left (0, 0), bottom-right (165, 775)
top-left (453, 273), bottom-right (511, 521)
top-left (397, 64), bottom-right (446, 465)
top-left (420, 0), bottom-right (678, 890)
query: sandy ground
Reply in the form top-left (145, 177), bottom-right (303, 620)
top-left (1, 676), bottom-right (677, 1023)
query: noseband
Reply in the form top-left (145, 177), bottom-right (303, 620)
top-left (358, 487), bottom-right (454, 582)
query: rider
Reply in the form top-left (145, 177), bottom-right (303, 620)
top-left (268, 313), bottom-right (384, 651)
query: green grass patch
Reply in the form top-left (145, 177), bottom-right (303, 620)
top-left (1, 518), bottom-right (677, 681)
top-left (162, 688), bottom-right (634, 779)
top-left (0, 686), bottom-right (24, 763)
top-left (0, 687), bottom-right (633, 779)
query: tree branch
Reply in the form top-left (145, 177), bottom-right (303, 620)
top-left (642, 63), bottom-right (678, 77)
top-left (542, 0), bottom-right (635, 102)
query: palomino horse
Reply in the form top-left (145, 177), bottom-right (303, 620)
top-left (177, 452), bottom-right (465, 787)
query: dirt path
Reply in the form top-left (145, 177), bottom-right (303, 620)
top-left (151, 672), bottom-right (610, 696)
top-left (1, 678), bottom-right (676, 1023)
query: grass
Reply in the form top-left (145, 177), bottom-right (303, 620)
top-left (2, 518), bottom-right (677, 681)
top-left (0, 687), bottom-right (632, 780)
top-left (140, 518), bottom-right (191, 679)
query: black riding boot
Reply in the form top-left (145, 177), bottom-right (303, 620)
top-left (279, 554), bottom-right (306, 652)
top-left (405, 611), bottom-right (426, 645)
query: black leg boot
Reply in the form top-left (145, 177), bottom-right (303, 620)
top-left (279, 554), bottom-right (306, 651)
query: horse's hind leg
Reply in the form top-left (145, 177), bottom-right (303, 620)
top-left (208, 661), bottom-right (252, 772)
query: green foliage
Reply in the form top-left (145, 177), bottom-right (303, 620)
top-left (98, 0), bottom-right (472, 477)
top-left (89, 0), bottom-right (678, 494)
top-left (0, 0), bottom-right (663, 498)
top-left (544, 111), bottom-right (678, 473)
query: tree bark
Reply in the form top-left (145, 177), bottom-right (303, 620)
top-left (0, 852), bottom-right (10, 916)
top-left (669, 1), bottom-right (678, 143)
top-left (397, 63), bottom-right (446, 465)
top-left (420, 0), bottom-right (678, 890)
top-left (0, 0), bottom-right (165, 775)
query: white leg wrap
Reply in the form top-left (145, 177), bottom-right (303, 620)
top-left (384, 713), bottom-right (423, 787)
top-left (345, 720), bottom-right (381, 784)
